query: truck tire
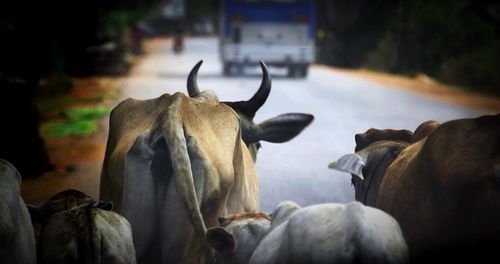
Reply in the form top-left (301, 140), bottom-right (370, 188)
top-left (288, 65), bottom-right (297, 78)
top-left (223, 63), bottom-right (232, 76)
top-left (300, 65), bottom-right (309, 78)
top-left (288, 65), bottom-right (308, 78)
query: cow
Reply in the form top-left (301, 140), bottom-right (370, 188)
top-left (99, 61), bottom-right (314, 263)
top-left (329, 114), bottom-right (500, 262)
top-left (186, 60), bottom-right (314, 161)
top-left (27, 189), bottom-right (136, 264)
top-left (330, 128), bottom-right (414, 206)
top-left (206, 201), bottom-right (409, 264)
top-left (0, 159), bottom-right (36, 264)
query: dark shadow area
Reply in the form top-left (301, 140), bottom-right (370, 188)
top-left (0, 0), bottom-right (165, 178)
top-left (0, 78), bottom-right (54, 178)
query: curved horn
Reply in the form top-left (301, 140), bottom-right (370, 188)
top-left (246, 61), bottom-right (271, 113)
top-left (187, 60), bottom-right (203, 97)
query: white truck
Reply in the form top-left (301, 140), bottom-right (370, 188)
top-left (220, 0), bottom-right (315, 78)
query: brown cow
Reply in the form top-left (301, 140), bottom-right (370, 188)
top-left (329, 114), bottom-right (500, 262)
top-left (100, 61), bottom-right (313, 263)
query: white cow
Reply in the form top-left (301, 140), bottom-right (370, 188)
top-left (28, 189), bottom-right (136, 264)
top-left (0, 159), bottom-right (36, 264)
top-left (207, 201), bottom-right (409, 264)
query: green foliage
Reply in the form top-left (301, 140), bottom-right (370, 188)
top-left (65, 107), bottom-right (110, 120)
top-left (364, 32), bottom-right (398, 72)
top-left (317, 0), bottom-right (500, 95)
top-left (101, 10), bottom-right (130, 38)
top-left (41, 120), bottom-right (98, 137)
top-left (315, 0), bottom-right (399, 67)
top-left (386, 0), bottom-right (500, 94)
top-left (440, 43), bottom-right (500, 95)
top-left (41, 107), bottom-right (110, 137)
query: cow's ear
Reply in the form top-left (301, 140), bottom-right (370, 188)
top-left (206, 227), bottom-right (236, 253)
top-left (27, 204), bottom-right (46, 224)
top-left (252, 113), bottom-right (314, 143)
top-left (329, 153), bottom-right (365, 180)
top-left (93, 201), bottom-right (113, 211)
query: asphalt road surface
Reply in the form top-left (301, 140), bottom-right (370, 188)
top-left (121, 37), bottom-right (490, 212)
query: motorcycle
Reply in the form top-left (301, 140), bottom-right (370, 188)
top-left (173, 34), bottom-right (184, 54)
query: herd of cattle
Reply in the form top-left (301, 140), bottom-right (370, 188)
top-left (1, 61), bottom-right (499, 263)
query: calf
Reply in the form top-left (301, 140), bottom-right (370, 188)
top-left (28, 189), bottom-right (136, 264)
top-left (206, 201), bottom-right (408, 264)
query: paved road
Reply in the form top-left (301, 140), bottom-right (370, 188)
top-left (121, 37), bottom-right (489, 212)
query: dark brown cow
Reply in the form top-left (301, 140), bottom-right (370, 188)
top-left (330, 114), bottom-right (500, 261)
top-left (330, 129), bottom-right (413, 206)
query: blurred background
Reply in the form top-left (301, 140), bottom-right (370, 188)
top-left (1, 0), bottom-right (499, 210)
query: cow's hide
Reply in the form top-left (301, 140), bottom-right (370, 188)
top-left (207, 201), bottom-right (409, 264)
top-left (28, 189), bottom-right (136, 264)
top-left (100, 61), bottom-right (313, 264)
top-left (38, 204), bottom-right (136, 264)
top-left (100, 92), bottom-right (249, 263)
top-left (330, 114), bottom-right (500, 261)
top-left (0, 159), bottom-right (36, 264)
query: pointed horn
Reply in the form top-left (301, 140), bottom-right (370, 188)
top-left (246, 61), bottom-right (271, 113)
top-left (187, 60), bottom-right (203, 97)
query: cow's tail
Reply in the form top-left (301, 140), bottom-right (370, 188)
top-left (161, 102), bottom-right (207, 238)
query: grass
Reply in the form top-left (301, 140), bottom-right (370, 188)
top-left (65, 107), bottom-right (109, 120)
top-left (41, 107), bottom-right (110, 137)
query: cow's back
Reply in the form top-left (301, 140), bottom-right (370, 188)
top-left (94, 209), bottom-right (136, 263)
top-left (100, 97), bottom-right (167, 211)
top-left (251, 202), bottom-right (408, 264)
top-left (39, 205), bottom-right (136, 264)
top-left (0, 159), bottom-right (36, 264)
top-left (100, 92), bottom-right (258, 263)
top-left (377, 114), bottom-right (500, 260)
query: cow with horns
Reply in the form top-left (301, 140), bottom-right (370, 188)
top-left (99, 61), bottom-right (313, 263)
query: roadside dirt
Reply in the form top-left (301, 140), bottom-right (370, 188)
top-left (21, 77), bottom-right (124, 204)
top-left (21, 38), bottom-right (500, 205)
top-left (21, 40), bottom-right (155, 205)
